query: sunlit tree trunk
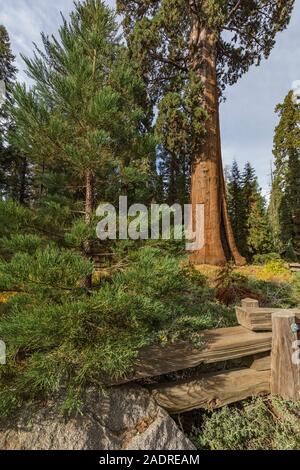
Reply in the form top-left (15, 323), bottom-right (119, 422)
top-left (189, 15), bottom-right (245, 266)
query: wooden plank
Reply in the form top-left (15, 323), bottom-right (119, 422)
top-left (236, 307), bottom-right (274, 331)
top-left (236, 307), bottom-right (300, 331)
top-left (271, 311), bottom-right (300, 400)
top-left (237, 298), bottom-right (274, 331)
top-left (241, 298), bottom-right (259, 309)
top-left (150, 368), bottom-right (271, 414)
top-left (289, 263), bottom-right (300, 272)
top-left (250, 353), bottom-right (271, 371)
top-left (113, 326), bottom-right (272, 384)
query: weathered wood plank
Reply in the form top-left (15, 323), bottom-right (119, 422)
top-left (236, 307), bottom-right (274, 331)
top-left (150, 368), bottom-right (271, 414)
top-left (236, 306), bottom-right (300, 332)
top-left (289, 263), bottom-right (300, 272)
top-left (250, 353), bottom-right (271, 371)
top-left (236, 298), bottom-right (275, 331)
top-left (271, 311), bottom-right (300, 400)
top-left (241, 298), bottom-right (259, 309)
top-left (113, 326), bottom-right (272, 384)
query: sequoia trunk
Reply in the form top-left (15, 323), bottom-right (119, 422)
top-left (189, 17), bottom-right (245, 266)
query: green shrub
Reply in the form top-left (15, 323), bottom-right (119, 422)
top-left (194, 397), bottom-right (300, 450)
top-left (253, 253), bottom-right (281, 265)
top-left (215, 262), bottom-right (259, 306)
top-left (247, 277), bottom-right (296, 308)
top-left (262, 259), bottom-right (289, 276)
top-left (0, 245), bottom-right (234, 418)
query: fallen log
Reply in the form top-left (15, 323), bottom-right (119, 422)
top-left (150, 368), bottom-right (271, 414)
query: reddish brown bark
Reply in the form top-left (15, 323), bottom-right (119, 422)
top-left (189, 18), bottom-right (245, 266)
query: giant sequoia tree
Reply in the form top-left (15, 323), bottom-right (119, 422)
top-left (117, 0), bottom-right (294, 265)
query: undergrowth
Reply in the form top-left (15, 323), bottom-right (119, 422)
top-left (0, 204), bottom-right (235, 418)
top-left (193, 396), bottom-right (300, 450)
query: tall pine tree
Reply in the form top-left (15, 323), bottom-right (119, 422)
top-left (227, 160), bottom-right (246, 255)
top-left (0, 25), bottom-right (27, 203)
top-left (9, 0), bottom-right (155, 285)
top-left (270, 90), bottom-right (300, 258)
top-left (228, 161), bottom-right (273, 259)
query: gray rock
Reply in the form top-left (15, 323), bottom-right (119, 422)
top-left (0, 385), bottom-right (195, 450)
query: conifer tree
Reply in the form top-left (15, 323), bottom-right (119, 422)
top-left (228, 161), bottom-right (273, 258)
top-left (247, 189), bottom-right (273, 257)
top-left (0, 25), bottom-right (27, 203)
top-left (117, 0), bottom-right (294, 265)
top-left (242, 162), bottom-right (273, 258)
top-left (0, 25), bottom-right (16, 126)
top-left (242, 162), bottom-right (258, 221)
top-left (9, 0), bottom-right (154, 285)
top-left (227, 160), bottom-right (246, 255)
top-left (270, 90), bottom-right (300, 258)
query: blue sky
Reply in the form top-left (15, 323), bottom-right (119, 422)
top-left (1, 0), bottom-right (299, 196)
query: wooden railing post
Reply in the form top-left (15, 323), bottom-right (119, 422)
top-left (271, 310), bottom-right (300, 400)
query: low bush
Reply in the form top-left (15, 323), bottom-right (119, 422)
top-left (215, 262), bottom-right (261, 306)
top-left (252, 253), bottom-right (281, 265)
top-left (0, 244), bottom-right (234, 418)
top-left (262, 259), bottom-right (289, 277)
top-left (194, 396), bottom-right (300, 450)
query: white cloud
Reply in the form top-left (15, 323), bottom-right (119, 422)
top-left (0, 0), bottom-right (116, 82)
top-left (220, 0), bottom-right (300, 191)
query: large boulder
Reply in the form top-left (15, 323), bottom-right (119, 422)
top-left (0, 385), bottom-right (195, 450)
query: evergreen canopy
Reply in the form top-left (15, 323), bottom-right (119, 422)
top-left (117, 0), bottom-right (294, 94)
top-left (9, 0), bottom-right (155, 209)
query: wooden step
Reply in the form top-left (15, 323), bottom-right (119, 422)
top-left (150, 368), bottom-right (271, 413)
top-left (112, 326), bottom-right (272, 385)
